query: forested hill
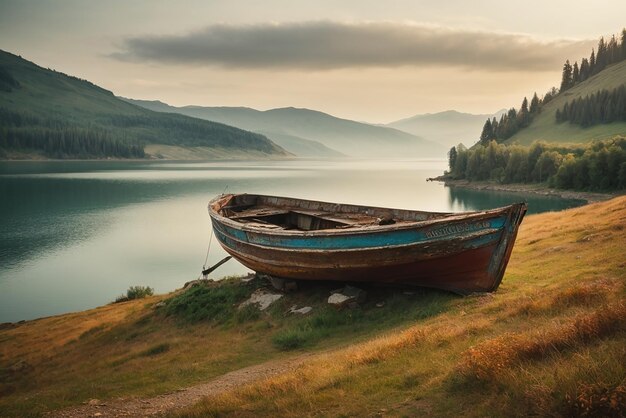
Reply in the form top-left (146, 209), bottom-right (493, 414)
top-left (0, 50), bottom-right (287, 159)
top-left (505, 60), bottom-right (626, 145)
top-left (478, 29), bottom-right (626, 146)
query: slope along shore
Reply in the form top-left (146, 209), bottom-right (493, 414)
top-left (1, 196), bottom-right (625, 417)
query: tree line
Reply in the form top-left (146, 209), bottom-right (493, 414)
top-left (555, 85), bottom-right (626, 127)
top-left (478, 92), bottom-right (547, 144)
top-left (447, 137), bottom-right (626, 191)
top-left (0, 108), bottom-right (144, 158)
top-left (105, 114), bottom-right (276, 151)
top-left (479, 28), bottom-right (626, 144)
top-left (0, 106), bottom-right (277, 158)
top-left (560, 29), bottom-right (626, 92)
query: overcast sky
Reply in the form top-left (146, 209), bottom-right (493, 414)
top-left (1, 0), bottom-right (624, 122)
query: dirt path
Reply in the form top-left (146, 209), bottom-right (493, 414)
top-left (49, 353), bottom-right (316, 418)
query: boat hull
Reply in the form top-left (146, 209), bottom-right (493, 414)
top-left (208, 194), bottom-right (526, 294)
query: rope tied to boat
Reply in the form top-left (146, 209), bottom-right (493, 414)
top-left (200, 195), bottom-right (232, 279)
top-left (202, 225), bottom-right (214, 274)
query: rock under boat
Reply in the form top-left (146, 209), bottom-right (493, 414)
top-left (208, 194), bottom-right (527, 294)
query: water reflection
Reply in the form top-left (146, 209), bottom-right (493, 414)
top-left (447, 186), bottom-right (585, 214)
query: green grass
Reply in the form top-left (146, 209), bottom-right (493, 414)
top-left (162, 276), bottom-right (456, 352)
top-left (271, 330), bottom-right (309, 350)
top-left (163, 277), bottom-right (258, 324)
top-left (507, 60), bottom-right (626, 145)
top-left (115, 285), bottom-right (155, 303)
top-left (271, 290), bottom-right (455, 350)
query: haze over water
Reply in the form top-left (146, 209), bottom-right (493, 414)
top-left (0, 159), bottom-right (583, 322)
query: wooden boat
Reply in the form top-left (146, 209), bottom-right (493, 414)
top-left (208, 194), bottom-right (527, 294)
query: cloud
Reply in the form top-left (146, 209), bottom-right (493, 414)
top-left (111, 21), bottom-right (594, 71)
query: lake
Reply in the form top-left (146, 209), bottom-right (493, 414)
top-left (0, 159), bottom-right (584, 322)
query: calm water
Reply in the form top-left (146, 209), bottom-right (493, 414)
top-left (0, 159), bottom-right (584, 322)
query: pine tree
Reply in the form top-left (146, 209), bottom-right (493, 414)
top-left (580, 58), bottom-right (590, 81)
top-left (596, 37), bottom-right (607, 72)
top-left (520, 97), bottom-right (529, 113)
top-left (560, 60), bottom-right (573, 92)
top-left (518, 97), bottom-right (530, 127)
top-left (497, 114), bottom-right (506, 138)
top-left (491, 117), bottom-right (498, 138)
top-left (605, 99), bottom-right (614, 123)
top-left (530, 92), bottom-right (540, 114)
top-left (590, 49), bottom-right (596, 73)
top-left (572, 61), bottom-right (580, 84)
top-left (480, 119), bottom-right (494, 144)
top-left (608, 35), bottom-right (618, 64)
top-left (448, 146), bottom-right (457, 172)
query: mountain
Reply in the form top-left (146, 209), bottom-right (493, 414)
top-left (0, 50), bottom-right (287, 159)
top-left (387, 109), bottom-right (507, 149)
top-left (125, 99), bottom-right (342, 157)
top-left (254, 131), bottom-right (344, 158)
top-left (124, 99), bottom-right (446, 158)
top-left (504, 60), bottom-right (626, 145)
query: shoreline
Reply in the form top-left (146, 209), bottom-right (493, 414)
top-left (430, 177), bottom-right (618, 204)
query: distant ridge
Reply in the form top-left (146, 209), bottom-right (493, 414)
top-left (124, 99), bottom-right (446, 158)
top-left (0, 50), bottom-right (288, 159)
top-left (387, 109), bottom-right (507, 148)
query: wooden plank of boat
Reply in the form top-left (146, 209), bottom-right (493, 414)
top-left (208, 193), bottom-right (527, 294)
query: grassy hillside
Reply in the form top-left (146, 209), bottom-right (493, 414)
top-left (0, 50), bottom-right (287, 159)
top-left (1, 197), bottom-right (624, 417)
top-left (124, 99), bottom-right (446, 158)
top-left (387, 109), bottom-right (506, 148)
top-left (506, 61), bottom-right (626, 145)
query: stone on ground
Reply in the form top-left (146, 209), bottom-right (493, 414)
top-left (240, 289), bottom-right (283, 311)
top-left (327, 285), bottom-right (367, 308)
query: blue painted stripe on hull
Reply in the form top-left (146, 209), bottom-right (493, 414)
top-left (211, 216), bottom-right (506, 250)
top-left (213, 222), bottom-right (503, 255)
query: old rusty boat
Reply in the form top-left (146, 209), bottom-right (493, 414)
top-left (208, 194), bottom-right (527, 294)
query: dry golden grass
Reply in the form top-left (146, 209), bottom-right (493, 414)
top-left (0, 296), bottom-right (158, 365)
top-left (564, 382), bottom-right (626, 417)
top-left (458, 302), bottom-right (626, 382)
top-left (0, 292), bottom-right (283, 417)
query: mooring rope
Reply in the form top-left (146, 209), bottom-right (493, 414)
top-left (199, 185), bottom-right (232, 279)
top-left (201, 225), bottom-right (214, 276)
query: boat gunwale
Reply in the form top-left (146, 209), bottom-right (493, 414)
top-left (208, 193), bottom-right (523, 238)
